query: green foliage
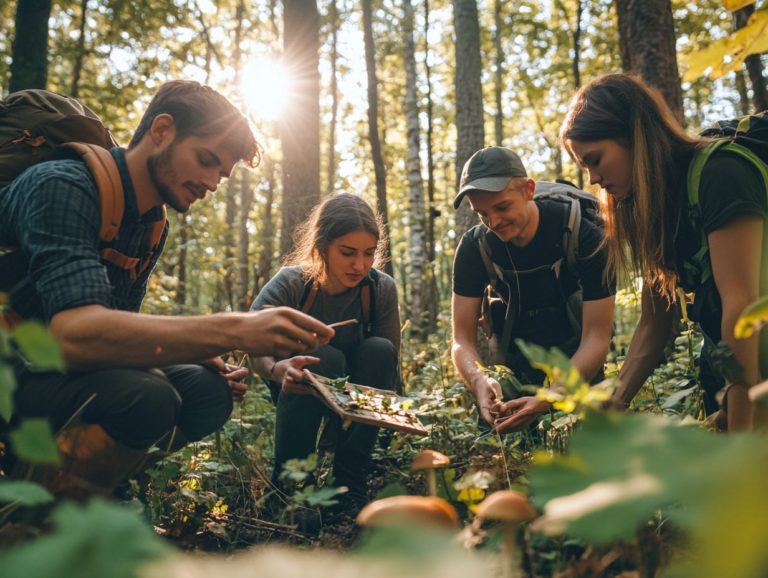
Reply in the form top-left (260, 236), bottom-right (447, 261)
top-left (0, 500), bottom-right (169, 578)
top-left (0, 480), bottom-right (53, 506)
top-left (529, 410), bottom-right (768, 566)
top-left (9, 418), bottom-right (59, 464)
top-left (11, 322), bottom-right (65, 372)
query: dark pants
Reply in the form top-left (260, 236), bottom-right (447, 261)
top-left (270, 336), bottom-right (398, 500)
top-left (13, 364), bottom-right (233, 450)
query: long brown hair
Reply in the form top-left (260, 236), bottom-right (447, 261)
top-left (560, 74), bottom-right (708, 300)
top-left (284, 193), bottom-right (388, 283)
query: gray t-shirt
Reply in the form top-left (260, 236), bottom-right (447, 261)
top-left (250, 266), bottom-right (401, 353)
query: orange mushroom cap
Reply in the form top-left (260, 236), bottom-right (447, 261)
top-left (356, 495), bottom-right (459, 528)
top-left (476, 490), bottom-right (536, 523)
top-left (410, 449), bottom-right (451, 471)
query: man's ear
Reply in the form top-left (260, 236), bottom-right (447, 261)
top-left (148, 114), bottom-right (176, 146)
top-left (525, 178), bottom-right (536, 200)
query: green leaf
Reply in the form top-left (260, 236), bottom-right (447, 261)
top-left (0, 363), bottom-right (16, 422)
top-left (0, 500), bottom-right (169, 578)
top-left (10, 418), bottom-right (60, 464)
top-left (13, 322), bottom-right (65, 371)
top-left (529, 411), bottom-right (750, 543)
top-left (0, 480), bottom-right (54, 506)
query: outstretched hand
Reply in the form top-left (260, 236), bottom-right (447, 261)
top-left (245, 307), bottom-right (334, 358)
top-left (493, 396), bottom-right (551, 433)
top-left (475, 376), bottom-right (504, 426)
top-left (204, 356), bottom-right (250, 402)
top-left (272, 355), bottom-right (322, 395)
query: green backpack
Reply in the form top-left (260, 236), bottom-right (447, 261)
top-left (685, 112), bottom-right (768, 378)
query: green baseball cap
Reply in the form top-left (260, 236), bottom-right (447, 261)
top-left (453, 146), bottom-right (528, 209)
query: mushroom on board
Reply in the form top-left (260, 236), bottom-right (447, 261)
top-left (356, 495), bottom-right (459, 529)
top-left (410, 449), bottom-right (450, 496)
top-left (476, 490), bottom-right (536, 578)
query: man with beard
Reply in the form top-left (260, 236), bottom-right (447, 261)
top-left (0, 81), bottom-right (333, 497)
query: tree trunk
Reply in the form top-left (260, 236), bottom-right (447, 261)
top-left (733, 4), bottom-right (768, 114)
top-left (326, 0), bottom-right (339, 196)
top-left (556, 0), bottom-right (583, 185)
top-left (281, 0), bottom-right (321, 255)
top-left (403, 0), bottom-right (426, 334)
top-left (175, 213), bottom-right (188, 311)
top-left (734, 69), bottom-right (751, 116)
top-left (493, 0), bottom-right (504, 146)
top-left (614, 0), bottom-right (684, 124)
top-left (423, 0), bottom-right (438, 330)
top-left (453, 0), bottom-right (485, 237)
top-left (9, 0), bottom-right (52, 92)
top-left (236, 170), bottom-right (254, 311)
top-left (255, 161), bottom-right (277, 295)
top-left (70, 0), bottom-right (88, 98)
top-left (362, 0), bottom-right (393, 277)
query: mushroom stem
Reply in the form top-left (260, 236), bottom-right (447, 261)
top-left (500, 524), bottom-right (523, 578)
top-left (426, 470), bottom-right (437, 496)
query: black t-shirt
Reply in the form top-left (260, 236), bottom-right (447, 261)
top-left (453, 197), bottom-right (614, 351)
top-left (453, 197), bottom-right (614, 303)
top-left (675, 150), bottom-right (767, 341)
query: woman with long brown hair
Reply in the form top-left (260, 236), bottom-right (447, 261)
top-left (250, 193), bottom-right (400, 514)
top-left (560, 73), bottom-right (766, 431)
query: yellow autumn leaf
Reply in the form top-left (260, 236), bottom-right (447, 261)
top-left (457, 487), bottom-right (486, 503)
top-left (734, 295), bottom-right (768, 339)
top-left (681, 9), bottom-right (768, 81)
top-left (553, 398), bottom-right (577, 413)
top-left (724, 0), bottom-right (755, 11)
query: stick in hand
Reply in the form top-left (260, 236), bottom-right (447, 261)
top-left (327, 318), bottom-right (359, 329)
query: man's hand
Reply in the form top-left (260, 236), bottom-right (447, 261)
top-left (244, 307), bottom-right (334, 358)
top-left (493, 396), bottom-right (551, 433)
top-left (272, 356), bottom-right (321, 396)
top-left (204, 357), bottom-right (250, 402)
top-left (474, 375), bottom-right (504, 426)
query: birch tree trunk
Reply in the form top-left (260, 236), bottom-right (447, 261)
top-left (453, 0), bottom-right (485, 237)
top-left (493, 0), bottom-right (504, 146)
top-left (423, 0), bottom-right (439, 329)
top-left (281, 0), bottom-right (321, 254)
top-left (363, 0), bottom-right (394, 277)
top-left (403, 0), bottom-right (426, 333)
top-left (614, 0), bottom-right (684, 123)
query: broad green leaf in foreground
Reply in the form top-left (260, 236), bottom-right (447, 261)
top-left (528, 411), bottom-right (765, 544)
top-left (9, 418), bottom-right (60, 464)
top-left (0, 480), bottom-right (53, 506)
top-left (13, 322), bottom-right (65, 371)
top-left (0, 500), bottom-right (169, 578)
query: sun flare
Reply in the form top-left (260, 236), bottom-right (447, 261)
top-left (239, 58), bottom-right (292, 122)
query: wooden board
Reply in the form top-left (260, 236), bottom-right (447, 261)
top-left (301, 371), bottom-right (428, 436)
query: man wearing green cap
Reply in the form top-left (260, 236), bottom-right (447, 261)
top-left (451, 146), bottom-right (615, 433)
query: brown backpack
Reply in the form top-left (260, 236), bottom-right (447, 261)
top-left (0, 90), bottom-right (167, 321)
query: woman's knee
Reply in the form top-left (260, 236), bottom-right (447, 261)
top-left (351, 337), bottom-right (399, 391)
top-left (309, 344), bottom-right (347, 377)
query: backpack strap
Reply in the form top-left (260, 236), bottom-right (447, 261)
top-left (61, 142), bottom-right (123, 243)
top-left (299, 271), bottom-right (378, 336)
top-left (686, 140), bottom-right (768, 287)
top-left (561, 196), bottom-right (581, 273)
top-left (300, 279), bottom-right (320, 313)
